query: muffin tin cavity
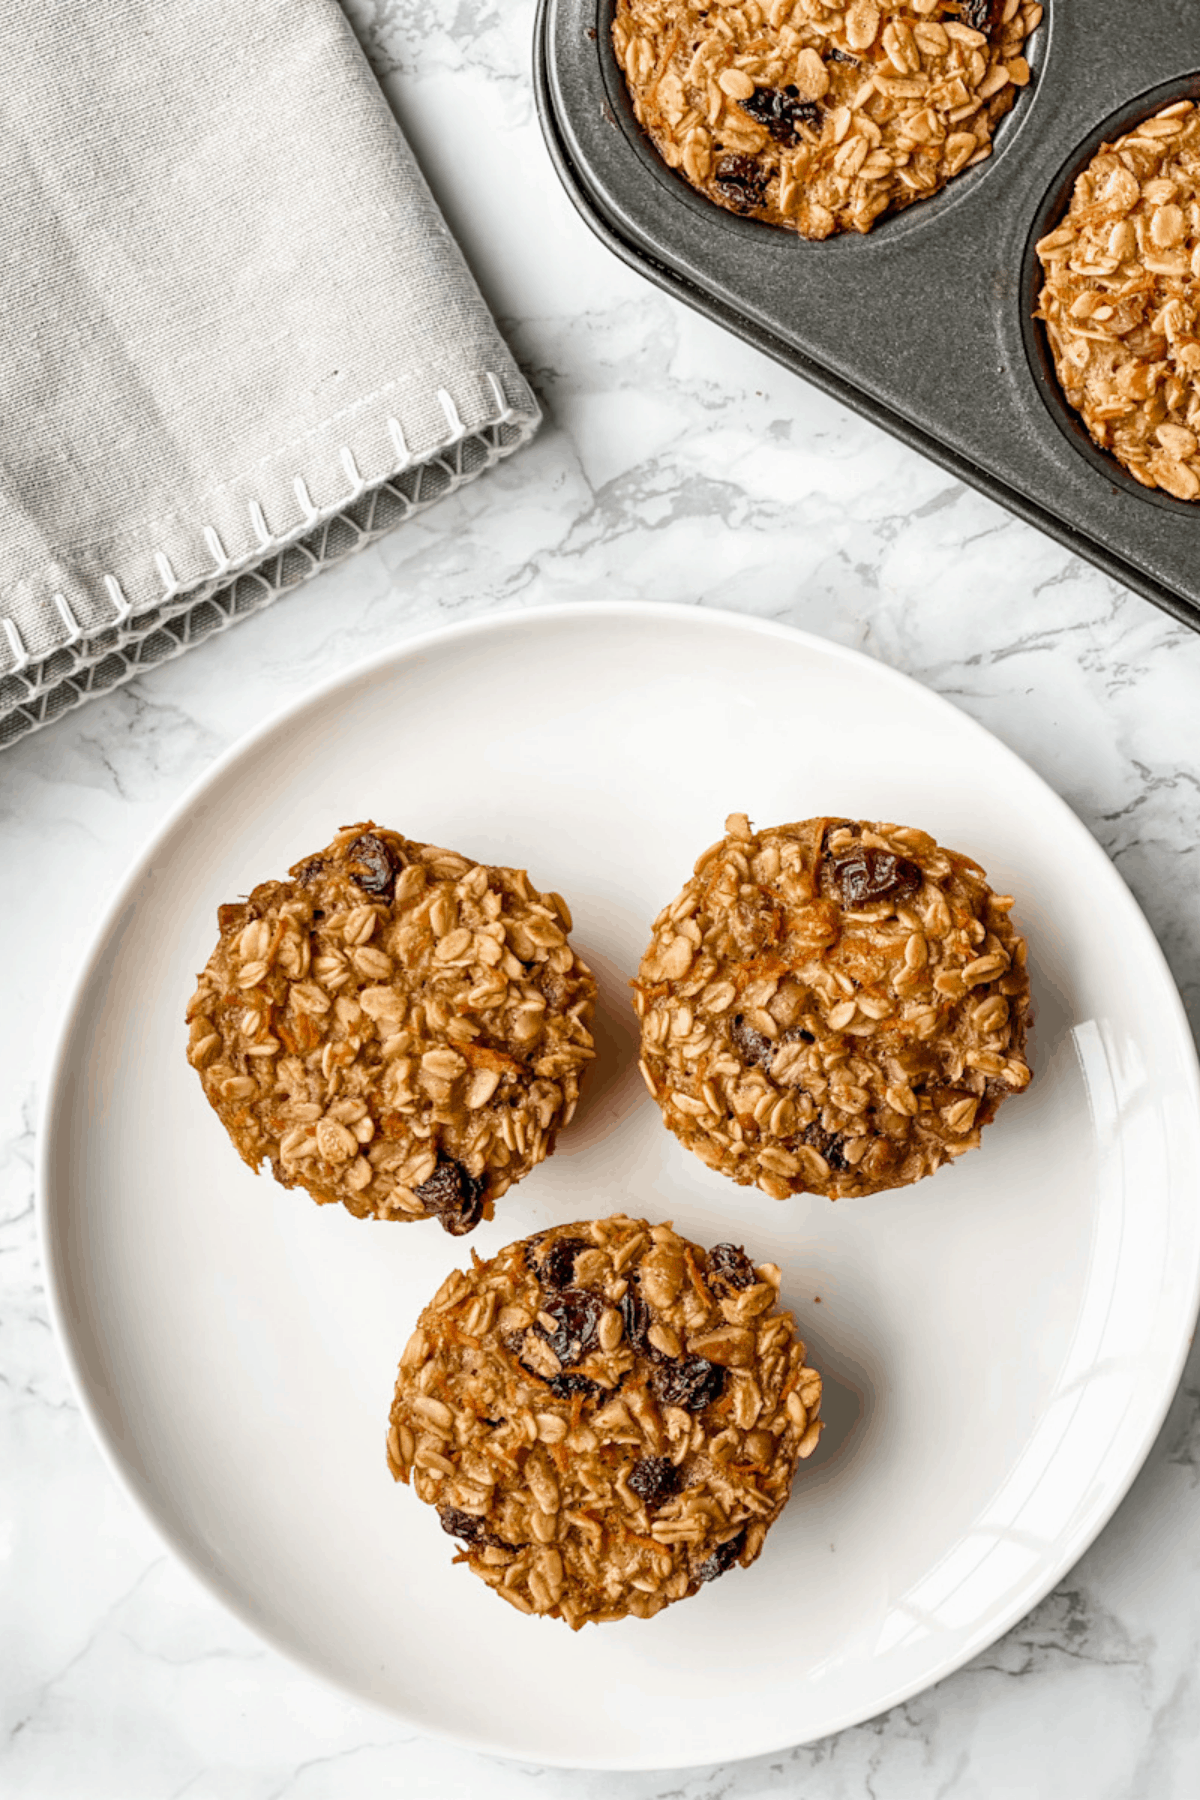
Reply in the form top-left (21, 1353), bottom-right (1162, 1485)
top-left (609, 0), bottom-right (1046, 242)
top-left (600, 0), bottom-right (1050, 246)
top-left (1020, 76), bottom-right (1200, 515)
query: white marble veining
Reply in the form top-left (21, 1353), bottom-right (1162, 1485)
top-left (4, 0), bottom-right (1200, 1792)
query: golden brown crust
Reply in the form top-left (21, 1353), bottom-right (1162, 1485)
top-left (634, 813), bottom-right (1032, 1199)
top-left (185, 824), bottom-right (596, 1230)
top-left (1035, 101), bottom-right (1200, 502)
top-left (612, 0), bottom-right (1041, 238)
top-left (387, 1215), bottom-right (822, 1627)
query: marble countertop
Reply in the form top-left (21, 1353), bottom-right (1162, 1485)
top-left (5, 1), bottom-right (1200, 1794)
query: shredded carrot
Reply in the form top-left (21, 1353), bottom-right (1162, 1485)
top-left (621, 1530), bottom-right (673, 1559)
top-left (455, 1040), bottom-right (528, 1076)
top-left (683, 1245), bottom-right (713, 1310)
top-left (442, 1324), bottom-right (482, 1349)
top-left (631, 977), bottom-right (669, 1001)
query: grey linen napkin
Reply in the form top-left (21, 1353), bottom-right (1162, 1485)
top-left (0, 0), bottom-right (539, 747)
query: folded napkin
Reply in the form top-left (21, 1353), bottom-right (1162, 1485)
top-left (0, 0), bottom-right (539, 747)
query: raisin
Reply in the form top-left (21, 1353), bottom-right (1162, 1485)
top-left (438, 1505), bottom-right (486, 1546)
top-left (799, 1120), bottom-right (849, 1173)
top-left (730, 1013), bottom-right (776, 1073)
top-left (832, 846), bottom-right (922, 910)
top-left (741, 84), bottom-right (822, 146)
top-left (695, 1528), bottom-right (746, 1583)
top-left (619, 1283), bottom-right (655, 1357)
top-left (627, 1455), bottom-right (682, 1510)
top-left (539, 967), bottom-right (567, 1010)
top-left (293, 856), bottom-right (326, 884)
top-left (514, 1289), bottom-right (605, 1395)
top-left (538, 1236), bottom-right (592, 1293)
top-left (536, 1288), bottom-right (605, 1367)
top-left (437, 1505), bottom-right (512, 1552)
top-left (343, 831), bottom-right (397, 896)
top-left (713, 153), bottom-right (768, 212)
top-left (547, 1371), bottom-right (604, 1401)
top-left (653, 1355), bottom-right (727, 1413)
top-left (414, 1157), bottom-right (488, 1235)
top-left (707, 1242), bottom-right (756, 1294)
top-left (960, 0), bottom-right (996, 29)
top-left (828, 46), bottom-right (858, 63)
top-left (981, 1075), bottom-right (1008, 1117)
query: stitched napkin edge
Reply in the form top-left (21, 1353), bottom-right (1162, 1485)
top-left (0, 389), bottom-right (539, 748)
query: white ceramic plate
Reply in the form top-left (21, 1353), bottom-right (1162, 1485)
top-left (41, 603), bottom-right (1200, 1770)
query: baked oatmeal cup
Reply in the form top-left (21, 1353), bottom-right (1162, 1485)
top-left (1035, 99), bottom-right (1200, 503)
top-left (613, 0), bottom-right (1042, 238)
top-left (388, 1214), bottom-right (823, 1626)
top-left (635, 812), bottom-right (1032, 1199)
top-left (186, 823), bottom-right (596, 1232)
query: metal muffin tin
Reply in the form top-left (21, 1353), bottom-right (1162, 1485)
top-left (535, 1), bottom-right (1200, 628)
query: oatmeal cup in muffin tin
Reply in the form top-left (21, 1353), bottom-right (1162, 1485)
top-left (185, 823), bottom-right (597, 1232)
top-left (634, 812), bottom-right (1032, 1200)
top-left (1034, 98), bottom-right (1200, 503)
top-left (612, 0), bottom-right (1041, 238)
top-left (387, 1214), bottom-right (823, 1627)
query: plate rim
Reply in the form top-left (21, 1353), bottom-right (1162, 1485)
top-left (37, 599), bottom-right (1200, 1770)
